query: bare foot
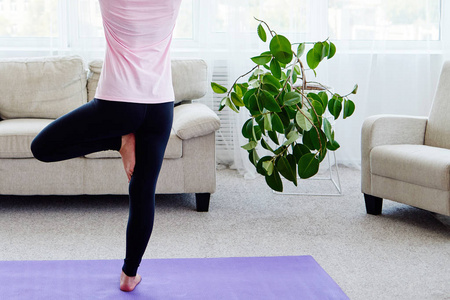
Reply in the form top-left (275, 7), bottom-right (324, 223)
top-left (120, 271), bottom-right (141, 292)
top-left (119, 133), bottom-right (136, 182)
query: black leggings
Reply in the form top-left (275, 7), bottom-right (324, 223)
top-left (31, 98), bottom-right (173, 276)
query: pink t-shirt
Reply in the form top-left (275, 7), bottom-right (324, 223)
top-left (95, 0), bottom-right (182, 103)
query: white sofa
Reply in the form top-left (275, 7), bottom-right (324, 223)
top-left (0, 56), bottom-right (220, 211)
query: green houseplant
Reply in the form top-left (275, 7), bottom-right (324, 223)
top-left (211, 19), bottom-right (358, 192)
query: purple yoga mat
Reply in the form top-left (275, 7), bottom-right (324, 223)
top-left (0, 256), bottom-right (348, 300)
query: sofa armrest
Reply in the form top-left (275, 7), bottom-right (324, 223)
top-left (173, 103), bottom-right (220, 140)
top-left (361, 114), bottom-right (428, 193)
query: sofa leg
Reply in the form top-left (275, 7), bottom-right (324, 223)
top-left (364, 193), bottom-right (383, 215)
top-left (195, 193), bottom-right (210, 212)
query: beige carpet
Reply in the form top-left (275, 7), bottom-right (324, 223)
top-left (0, 167), bottom-right (449, 300)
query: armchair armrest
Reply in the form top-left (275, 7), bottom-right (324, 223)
top-left (173, 103), bottom-right (220, 140)
top-left (361, 114), bottom-right (428, 193)
top-left (362, 114), bottom-right (428, 149)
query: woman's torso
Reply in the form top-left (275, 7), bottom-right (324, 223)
top-left (95, 0), bottom-right (182, 104)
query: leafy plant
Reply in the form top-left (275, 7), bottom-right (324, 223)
top-left (211, 19), bottom-right (357, 192)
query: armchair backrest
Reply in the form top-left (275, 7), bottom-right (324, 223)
top-left (425, 61), bottom-right (450, 149)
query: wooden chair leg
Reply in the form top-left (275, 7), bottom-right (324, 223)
top-left (195, 193), bottom-right (210, 212)
top-left (364, 193), bottom-right (383, 215)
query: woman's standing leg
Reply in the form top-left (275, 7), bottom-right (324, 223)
top-left (120, 102), bottom-right (173, 291)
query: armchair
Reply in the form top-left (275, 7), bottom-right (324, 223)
top-left (361, 62), bottom-right (450, 216)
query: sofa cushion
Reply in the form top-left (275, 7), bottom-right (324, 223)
top-left (87, 59), bottom-right (207, 105)
top-left (84, 128), bottom-right (182, 159)
top-left (0, 119), bottom-right (53, 158)
top-left (173, 103), bottom-right (220, 140)
top-left (0, 56), bottom-right (87, 119)
top-left (370, 144), bottom-right (450, 191)
top-left (171, 59), bottom-right (207, 104)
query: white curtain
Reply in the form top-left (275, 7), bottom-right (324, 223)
top-left (0, 0), bottom-right (448, 177)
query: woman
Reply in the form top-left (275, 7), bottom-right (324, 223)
top-left (31, 0), bottom-right (183, 292)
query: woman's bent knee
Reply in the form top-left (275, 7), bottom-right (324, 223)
top-left (31, 137), bottom-right (52, 162)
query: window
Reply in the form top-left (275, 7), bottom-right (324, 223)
top-left (0, 0), bottom-right (194, 49)
top-left (0, 0), bottom-right (59, 37)
top-left (328, 0), bottom-right (441, 41)
top-left (212, 0), bottom-right (309, 33)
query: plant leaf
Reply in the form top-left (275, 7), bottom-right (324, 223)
top-left (249, 79), bottom-right (260, 88)
top-left (268, 130), bottom-right (279, 145)
top-left (351, 84), bottom-right (358, 94)
top-left (265, 167), bottom-right (283, 192)
top-left (295, 109), bottom-right (313, 131)
top-left (243, 89), bottom-right (257, 107)
top-left (293, 143), bottom-right (311, 162)
top-left (211, 82), bottom-right (228, 94)
top-left (298, 153), bottom-right (319, 179)
top-left (234, 84), bottom-right (244, 98)
top-left (306, 48), bottom-right (320, 70)
top-left (283, 91), bottom-right (301, 106)
top-left (269, 35), bottom-right (293, 64)
top-left (225, 97), bottom-right (239, 113)
top-left (254, 69), bottom-right (265, 76)
top-left (262, 160), bottom-right (274, 176)
top-left (248, 94), bottom-right (261, 113)
top-left (277, 156), bottom-right (296, 184)
top-left (231, 92), bottom-right (244, 107)
top-left (286, 69), bottom-right (298, 84)
top-left (262, 83), bottom-right (280, 95)
top-left (286, 154), bottom-right (298, 186)
top-left (328, 96), bottom-right (342, 120)
top-left (307, 92), bottom-right (322, 103)
top-left (311, 100), bottom-right (324, 116)
top-left (343, 99), bottom-right (355, 119)
top-left (255, 115), bottom-right (265, 131)
top-left (260, 90), bottom-right (282, 112)
top-left (323, 41), bottom-right (330, 58)
top-left (257, 24), bottom-right (267, 42)
top-left (256, 156), bottom-right (273, 175)
top-left (252, 124), bottom-right (262, 141)
top-left (302, 130), bottom-right (315, 150)
top-left (314, 42), bottom-right (325, 61)
top-left (218, 96), bottom-right (227, 111)
top-left (327, 140), bottom-right (340, 151)
top-left (283, 131), bottom-right (299, 146)
top-left (279, 108), bottom-right (291, 126)
top-left (241, 141), bottom-right (257, 150)
top-left (318, 91), bottom-right (328, 108)
top-left (242, 118), bottom-right (253, 139)
top-left (263, 74), bottom-right (282, 89)
top-left (261, 138), bottom-right (274, 152)
top-left (323, 118), bottom-right (333, 141)
top-left (271, 113), bottom-right (285, 133)
top-left (264, 113), bottom-right (273, 131)
top-left (328, 42), bottom-right (336, 59)
top-left (309, 128), bottom-right (326, 151)
top-left (297, 43), bottom-right (306, 57)
top-left (270, 59), bottom-right (282, 79)
top-left (248, 149), bottom-right (259, 167)
top-left (332, 98), bottom-right (342, 119)
top-left (251, 55), bottom-right (272, 65)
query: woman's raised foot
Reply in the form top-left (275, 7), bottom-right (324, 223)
top-left (119, 133), bottom-right (136, 182)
